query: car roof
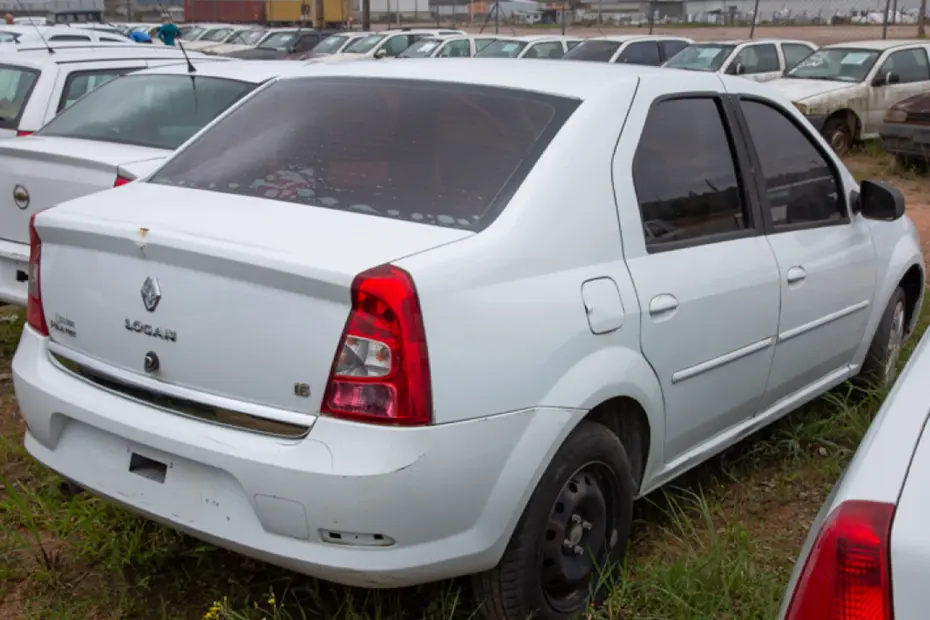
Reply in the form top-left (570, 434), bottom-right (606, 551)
top-left (280, 57), bottom-right (672, 99)
top-left (134, 59), bottom-right (294, 82)
top-left (823, 39), bottom-right (929, 50)
top-left (691, 38), bottom-right (812, 45)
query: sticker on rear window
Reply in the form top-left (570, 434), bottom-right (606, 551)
top-left (841, 52), bottom-right (871, 65)
top-left (501, 43), bottom-right (520, 53)
top-left (698, 48), bottom-right (723, 59)
top-left (420, 41), bottom-right (439, 51)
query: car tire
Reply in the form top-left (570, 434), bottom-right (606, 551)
top-left (473, 421), bottom-right (635, 620)
top-left (822, 117), bottom-right (854, 155)
top-left (858, 286), bottom-right (907, 390)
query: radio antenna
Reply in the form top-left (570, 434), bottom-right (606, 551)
top-left (11, 0), bottom-right (54, 54)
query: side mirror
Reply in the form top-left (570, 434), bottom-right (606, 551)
top-left (727, 62), bottom-right (745, 75)
top-left (872, 71), bottom-right (899, 87)
top-left (374, 48), bottom-right (387, 59)
top-left (859, 180), bottom-right (905, 221)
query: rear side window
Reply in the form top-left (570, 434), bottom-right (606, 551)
top-left (633, 97), bottom-right (750, 249)
top-left (58, 68), bottom-right (133, 111)
top-left (564, 40), bottom-right (621, 62)
top-left (38, 74), bottom-right (255, 150)
top-left (617, 41), bottom-right (661, 65)
top-left (525, 42), bottom-right (564, 59)
top-left (149, 77), bottom-right (579, 231)
top-left (0, 65), bottom-right (40, 130)
top-left (732, 43), bottom-right (779, 74)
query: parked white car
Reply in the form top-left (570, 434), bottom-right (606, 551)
top-left (563, 35), bottom-right (693, 65)
top-left (0, 24), bottom-right (131, 45)
top-left (779, 326), bottom-right (930, 619)
top-left (12, 60), bottom-right (924, 620)
top-left (767, 40), bottom-right (930, 155)
top-left (397, 34), bottom-right (499, 58)
top-left (0, 45), bottom-right (230, 139)
top-left (0, 60), bottom-right (289, 307)
top-left (665, 38), bottom-right (818, 82)
top-left (475, 34), bottom-right (584, 59)
top-left (332, 28), bottom-right (466, 60)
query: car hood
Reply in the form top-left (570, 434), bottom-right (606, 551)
top-left (767, 78), bottom-right (858, 102)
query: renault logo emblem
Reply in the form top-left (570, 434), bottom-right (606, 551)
top-left (12, 185), bottom-right (29, 210)
top-left (141, 276), bottom-right (161, 313)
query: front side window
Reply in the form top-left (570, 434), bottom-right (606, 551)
top-left (311, 34), bottom-right (349, 53)
top-left (476, 39), bottom-right (528, 58)
top-left (877, 48), bottom-right (930, 84)
top-left (659, 39), bottom-right (689, 61)
top-left (786, 47), bottom-right (880, 82)
top-left (782, 43), bottom-right (815, 70)
top-left (0, 65), bottom-right (40, 129)
top-left (617, 41), bottom-right (661, 65)
top-left (379, 34), bottom-right (415, 56)
top-left (664, 44), bottom-right (735, 71)
top-left (633, 97), bottom-right (750, 248)
top-left (38, 74), bottom-right (255, 150)
top-left (730, 43), bottom-right (779, 74)
top-left (563, 40), bottom-right (620, 62)
top-left (295, 34), bottom-right (320, 52)
top-left (149, 77), bottom-right (579, 231)
top-left (524, 41), bottom-right (564, 59)
top-left (59, 69), bottom-right (131, 111)
top-left (740, 99), bottom-right (844, 227)
top-left (438, 39), bottom-right (471, 58)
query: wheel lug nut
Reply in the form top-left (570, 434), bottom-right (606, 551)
top-left (571, 514), bottom-right (582, 524)
top-left (582, 520), bottom-right (592, 531)
top-left (562, 539), bottom-right (573, 550)
top-left (573, 545), bottom-right (584, 556)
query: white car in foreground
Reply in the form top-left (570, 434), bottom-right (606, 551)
top-left (0, 60), bottom-right (288, 307)
top-left (779, 326), bottom-right (930, 620)
top-left (13, 60), bottom-right (924, 620)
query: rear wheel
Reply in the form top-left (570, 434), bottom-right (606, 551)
top-left (474, 421), bottom-right (634, 620)
top-left (859, 287), bottom-right (907, 390)
top-left (822, 117), bottom-right (854, 155)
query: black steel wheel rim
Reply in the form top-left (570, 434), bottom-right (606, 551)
top-left (540, 461), bottom-right (620, 614)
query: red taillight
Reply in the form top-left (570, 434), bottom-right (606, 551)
top-left (321, 264), bottom-right (432, 426)
top-left (113, 175), bottom-right (133, 187)
top-left (26, 214), bottom-right (48, 337)
top-left (16, 130), bottom-right (33, 137)
top-left (786, 500), bottom-right (895, 620)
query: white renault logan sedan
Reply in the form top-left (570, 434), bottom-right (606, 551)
top-left (12, 60), bottom-right (925, 620)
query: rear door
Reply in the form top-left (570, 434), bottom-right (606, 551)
top-left (0, 63), bottom-right (40, 138)
top-left (727, 43), bottom-right (782, 81)
top-left (523, 41), bottom-right (565, 59)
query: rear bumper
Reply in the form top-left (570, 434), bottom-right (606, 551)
top-left (879, 122), bottom-right (930, 159)
top-left (13, 326), bottom-right (581, 587)
top-left (0, 237), bottom-right (30, 307)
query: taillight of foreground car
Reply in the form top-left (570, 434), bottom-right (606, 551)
top-left (321, 264), bottom-right (432, 426)
top-left (785, 499), bottom-right (895, 620)
top-left (16, 130), bottom-right (33, 137)
top-left (113, 175), bottom-right (133, 187)
top-left (27, 213), bottom-right (48, 336)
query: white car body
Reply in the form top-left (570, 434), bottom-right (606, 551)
top-left (665, 38), bottom-right (818, 82)
top-left (475, 34), bottom-right (585, 59)
top-left (0, 60), bottom-right (288, 307)
top-left (779, 326), bottom-right (930, 619)
top-left (563, 34), bottom-right (693, 65)
top-left (12, 59), bottom-right (925, 619)
top-left (0, 45), bottom-right (231, 139)
top-left (332, 28), bottom-right (466, 60)
top-left (767, 40), bottom-right (930, 144)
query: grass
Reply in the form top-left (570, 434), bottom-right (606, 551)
top-left (1, 152), bottom-right (929, 619)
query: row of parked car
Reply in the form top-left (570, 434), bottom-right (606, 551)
top-left (2, 35), bottom-right (929, 620)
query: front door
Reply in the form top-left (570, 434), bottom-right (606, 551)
top-left (735, 96), bottom-right (876, 411)
top-left (727, 43), bottom-right (782, 82)
top-left (616, 89), bottom-right (781, 461)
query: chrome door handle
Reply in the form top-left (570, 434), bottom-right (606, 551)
top-left (787, 266), bottom-right (807, 284)
top-left (649, 294), bottom-right (679, 316)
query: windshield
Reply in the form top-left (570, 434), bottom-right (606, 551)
top-left (228, 29), bottom-right (265, 45)
top-left (664, 44), bottom-right (735, 71)
top-left (202, 28), bottom-right (234, 42)
top-left (563, 40), bottom-right (621, 62)
top-left (259, 32), bottom-right (297, 49)
top-left (786, 48), bottom-right (881, 82)
top-left (310, 34), bottom-right (348, 53)
top-left (399, 38), bottom-right (443, 58)
top-left (182, 27), bottom-right (206, 40)
top-left (343, 34), bottom-right (385, 53)
top-left (476, 39), bottom-right (528, 58)
top-left (149, 77), bottom-right (578, 231)
top-left (37, 74), bottom-right (256, 150)
top-left (0, 66), bottom-right (39, 124)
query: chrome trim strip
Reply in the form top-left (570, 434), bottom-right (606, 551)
top-left (778, 300), bottom-right (870, 343)
top-left (48, 348), bottom-right (312, 438)
top-left (671, 336), bottom-right (774, 384)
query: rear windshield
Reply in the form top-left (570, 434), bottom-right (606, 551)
top-left (399, 38), bottom-right (443, 58)
top-left (476, 39), bottom-right (528, 58)
top-left (563, 40), bottom-right (621, 62)
top-left (149, 77), bottom-right (578, 231)
top-left (0, 65), bottom-right (40, 129)
top-left (37, 74), bottom-right (255, 150)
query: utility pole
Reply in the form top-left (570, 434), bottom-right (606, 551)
top-left (919, 0), bottom-right (927, 37)
top-left (362, 0), bottom-right (370, 29)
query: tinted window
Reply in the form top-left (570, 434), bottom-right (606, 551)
top-left (38, 75), bottom-right (255, 150)
top-left (48, 34), bottom-right (91, 41)
top-left (476, 40), bottom-right (528, 58)
top-left (659, 39), bottom-right (689, 61)
top-left (617, 41), bottom-right (661, 65)
top-left (731, 43), bottom-right (779, 74)
top-left (563, 40), bottom-right (621, 62)
top-left (525, 41), bottom-right (564, 59)
top-left (740, 99), bottom-right (844, 227)
top-left (149, 78), bottom-right (578, 231)
top-left (633, 98), bottom-right (749, 247)
top-left (665, 44), bottom-right (735, 71)
top-left (0, 65), bottom-right (39, 129)
top-left (782, 43), bottom-right (814, 70)
top-left (879, 48), bottom-right (930, 84)
top-left (295, 33), bottom-right (320, 52)
top-left (58, 68), bottom-right (132, 111)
